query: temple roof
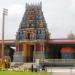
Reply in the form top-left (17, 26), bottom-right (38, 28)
top-left (48, 39), bottom-right (75, 44)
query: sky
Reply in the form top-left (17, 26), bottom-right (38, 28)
top-left (0, 0), bottom-right (75, 39)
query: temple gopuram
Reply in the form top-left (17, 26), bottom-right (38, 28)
top-left (16, 3), bottom-right (49, 62)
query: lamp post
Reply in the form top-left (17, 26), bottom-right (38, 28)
top-left (1, 8), bottom-right (8, 68)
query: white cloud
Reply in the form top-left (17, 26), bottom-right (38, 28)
top-left (72, 0), bottom-right (75, 7)
top-left (8, 4), bottom-right (24, 16)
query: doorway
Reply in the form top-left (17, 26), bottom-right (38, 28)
top-left (29, 45), bottom-right (34, 62)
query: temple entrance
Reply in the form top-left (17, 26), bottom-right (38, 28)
top-left (29, 45), bottom-right (34, 62)
top-left (24, 44), bottom-right (34, 62)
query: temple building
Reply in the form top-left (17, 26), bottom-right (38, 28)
top-left (14, 3), bottom-right (75, 65)
top-left (0, 3), bottom-right (75, 67)
top-left (16, 3), bottom-right (49, 62)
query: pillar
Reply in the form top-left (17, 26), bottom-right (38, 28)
top-left (15, 41), bottom-right (19, 52)
top-left (41, 43), bottom-right (45, 59)
top-left (0, 45), bottom-right (2, 58)
top-left (23, 43), bottom-right (28, 62)
top-left (33, 44), bottom-right (36, 60)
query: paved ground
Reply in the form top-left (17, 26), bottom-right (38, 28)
top-left (47, 67), bottom-right (75, 75)
top-left (53, 72), bottom-right (75, 75)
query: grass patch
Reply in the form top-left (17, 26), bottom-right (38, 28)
top-left (0, 71), bottom-right (51, 75)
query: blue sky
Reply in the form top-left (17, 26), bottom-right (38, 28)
top-left (0, 0), bottom-right (75, 39)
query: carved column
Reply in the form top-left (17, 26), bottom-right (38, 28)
top-left (34, 44), bottom-right (36, 60)
top-left (42, 43), bottom-right (45, 58)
